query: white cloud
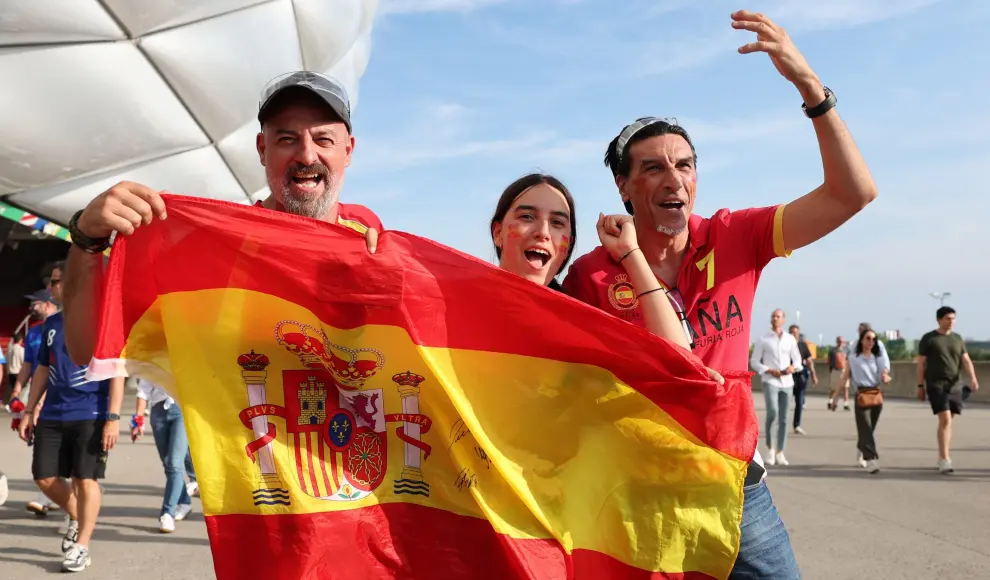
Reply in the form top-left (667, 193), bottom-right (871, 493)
top-left (378, 0), bottom-right (507, 15)
top-left (352, 101), bottom-right (562, 171)
top-left (771, 0), bottom-right (947, 30)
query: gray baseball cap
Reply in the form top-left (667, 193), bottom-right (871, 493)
top-left (258, 71), bottom-right (352, 132)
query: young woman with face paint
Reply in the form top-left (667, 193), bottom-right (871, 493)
top-left (489, 173), bottom-right (722, 384)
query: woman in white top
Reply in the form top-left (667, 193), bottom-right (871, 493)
top-left (131, 379), bottom-right (198, 532)
top-left (838, 328), bottom-right (891, 473)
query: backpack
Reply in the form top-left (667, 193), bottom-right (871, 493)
top-left (833, 350), bottom-right (847, 370)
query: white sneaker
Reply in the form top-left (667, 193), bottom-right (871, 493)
top-left (857, 453), bottom-right (868, 468)
top-left (938, 459), bottom-right (954, 474)
top-left (775, 452), bottom-right (790, 466)
top-left (0, 474), bottom-right (8, 507)
top-left (159, 513), bottom-right (176, 533)
top-left (61, 544), bottom-right (90, 573)
top-left (766, 450), bottom-right (776, 466)
top-left (61, 520), bottom-right (79, 553)
top-left (26, 499), bottom-right (48, 516)
top-left (866, 459), bottom-right (880, 473)
top-left (794, 426), bottom-right (807, 435)
top-left (175, 503), bottom-right (193, 522)
top-left (186, 481), bottom-right (199, 497)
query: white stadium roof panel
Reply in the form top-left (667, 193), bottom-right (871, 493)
top-left (0, 0), bottom-right (125, 46)
top-left (0, 42), bottom-right (210, 195)
top-left (294, 0), bottom-right (374, 73)
top-left (0, 0), bottom-right (378, 226)
top-left (7, 146), bottom-right (250, 225)
top-left (139, 0), bottom-right (305, 142)
top-left (217, 123), bottom-right (270, 195)
top-left (100, 0), bottom-right (274, 37)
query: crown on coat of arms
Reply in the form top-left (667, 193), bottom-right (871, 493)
top-left (392, 370), bottom-right (425, 388)
top-left (237, 350), bottom-right (270, 371)
top-left (275, 321), bottom-right (384, 390)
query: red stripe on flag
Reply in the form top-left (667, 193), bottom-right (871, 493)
top-left (204, 502), bottom-right (718, 580)
top-left (99, 196), bottom-right (757, 462)
top-left (306, 432), bottom-right (321, 496)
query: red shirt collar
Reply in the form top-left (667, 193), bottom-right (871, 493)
top-left (686, 213), bottom-right (710, 252)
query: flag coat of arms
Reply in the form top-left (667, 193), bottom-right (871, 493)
top-left (88, 196), bottom-right (759, 580)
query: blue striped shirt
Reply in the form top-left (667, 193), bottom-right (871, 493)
top-left (848, 351), bottom-right (890, 388)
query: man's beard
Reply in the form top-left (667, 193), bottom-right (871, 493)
top-left (274, 162), bottom-right (341, 219)
top-left (656, 224), bottom-right (686, 236)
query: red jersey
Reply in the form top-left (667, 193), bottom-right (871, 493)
top-left (562, 204), bottom-right (789, 373)
top-left (252, 201), bottom-right (383, 234)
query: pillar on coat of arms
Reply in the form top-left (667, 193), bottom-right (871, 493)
top-left (239, 350), bottom-right (282, 489)
top-left (392, 371), bottom-right (427, 485)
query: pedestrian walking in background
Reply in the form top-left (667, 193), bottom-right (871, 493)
top-left (751, 309), bottom-right (803, 466)
top-left (839, 328), bottom-right (891, 473)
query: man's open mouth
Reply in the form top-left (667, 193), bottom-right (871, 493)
top-left (658, 201), bottom-right (685, 210)
top-left (291, 174), bottom-right (325, 189)
top-left (524, 248), bottom-right (551, 267)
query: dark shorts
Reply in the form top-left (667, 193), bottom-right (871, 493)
top-left (926, 384), bottom-right (963, 416)
top-left (32, 419), bottom-right (109, 480)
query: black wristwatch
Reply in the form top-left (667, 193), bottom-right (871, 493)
top-left (106, 413), bottom-right (121, 421)
top-left (802, 86), bottom-right (837, 119)
top-left (68, 209), bottom-right (112, 254)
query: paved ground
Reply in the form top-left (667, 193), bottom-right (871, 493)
top-left (1, 392), bottom-right (988, 579)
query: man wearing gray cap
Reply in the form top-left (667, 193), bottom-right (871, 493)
top-left (61, 72), bottom-right (381, 366)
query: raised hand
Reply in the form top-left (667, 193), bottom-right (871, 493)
top-left (77, 181), bottom-right (168, 239)
top-left (596, 213), bottom-right (639, 262)
top-left (731, 10), bottom-right (822, 97)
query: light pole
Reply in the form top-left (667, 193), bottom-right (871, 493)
top-left (929, 291), bottom-right (951, 306)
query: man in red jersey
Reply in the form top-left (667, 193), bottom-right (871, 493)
top-left (563, 10), bottom-right (878, 579)
top-left (62, 72), bottom-right (381, 365)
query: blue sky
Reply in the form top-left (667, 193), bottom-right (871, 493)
top-left (343, 0), bottom-right (990, 344)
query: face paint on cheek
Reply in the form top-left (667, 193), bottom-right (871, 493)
top-left (506, 223), bottom-right (523, 239)
top-left (559, 235), bottom-right (571, 253)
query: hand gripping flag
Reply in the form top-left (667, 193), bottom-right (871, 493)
top-left (88, 196), bottom-right (759, 580)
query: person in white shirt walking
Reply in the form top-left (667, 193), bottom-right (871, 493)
top-left (750, 309), bottom-right (803, 466)
top-left (130, 379), bottom-right (197, 533)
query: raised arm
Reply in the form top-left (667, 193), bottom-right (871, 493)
top-left (732, 10), bottom-right (877, 254)
top-left (63, 182), bottom-right (168, 365)
top-left (64, 250), bottom-right (106, 366)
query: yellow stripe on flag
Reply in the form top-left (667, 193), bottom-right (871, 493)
top-left (121, 288), bottom-right (745, 578)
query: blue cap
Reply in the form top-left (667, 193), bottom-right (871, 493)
top-left (25, 289), bottom-right (56, 304)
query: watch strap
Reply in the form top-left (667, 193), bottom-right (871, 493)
top-left (802, 86), bottom-right (837, 119)
top-left (106, 413), bottom-right (121, 421)
top-left (68, 209), bottom-right (112, 254)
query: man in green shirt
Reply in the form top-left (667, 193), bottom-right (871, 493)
top-left (917, 306), bottom-right (980, 474)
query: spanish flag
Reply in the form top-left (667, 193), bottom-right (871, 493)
top-left (89, 196), bottom-right (758, 580)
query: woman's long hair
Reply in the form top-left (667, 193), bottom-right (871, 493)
top-left (855, 328), bottom-right (881, 357)
top-left (489, 173), bottom-right (578, 276)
